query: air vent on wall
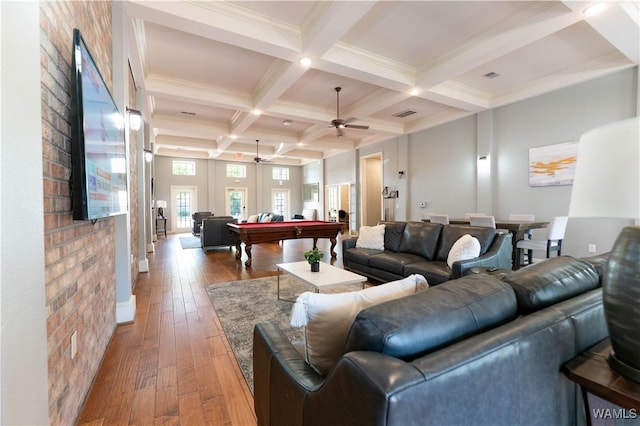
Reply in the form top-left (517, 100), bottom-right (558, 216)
top-left (393, 109), bottom-right (417, 118)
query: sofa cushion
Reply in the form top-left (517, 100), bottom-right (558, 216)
top-left (289, 274), bottom-right (429, 375)
top-left (343, 247), bottom-right (383, 266)
top-left (398, 222), bottom-right (442, 260)
top-left (369, 252), bottom-right (425, 275)
top-left (381, 222), bottom-right (407, 252)
top-left (344, 274), bottom-right (517, 360)
top-left (501, 256), bottom-right (601, 314)
top-left (404, 261), bottom-right (452, 285)
top-left (356, 224), bottom-right (385, 250)
top-left (436, 225), bottom-right (496, 261)
top-left (447, 234), bottom-right (481, 268)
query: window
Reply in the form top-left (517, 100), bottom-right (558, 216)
top-left (272, 167), bottom-right (289, 180)
top-left (272, 189), bottom-right (290, 218)
top-left (172, 160), bottom-right (196, 176)
top-left (226, 164), bottom-right (246, 178)
top-left (226, 188), bottom-right (247, 219)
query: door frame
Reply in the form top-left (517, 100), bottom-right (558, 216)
top-left (170, 185), bottom-right (198, 232)
top-left (360, 153), bottom-right (383, 226)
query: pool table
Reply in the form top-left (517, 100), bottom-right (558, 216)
top-left (227, 220), bottom-right (344, 267)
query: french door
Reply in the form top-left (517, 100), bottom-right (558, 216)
top-left (226, 187), bottom-right (247, 220)
top-left (171, 186), bottom-right (197, 232)
top-left (272, 189), bottom-right (290, 219)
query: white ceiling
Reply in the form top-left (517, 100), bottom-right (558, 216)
top-left (125, 1), bottom-right (639, 165)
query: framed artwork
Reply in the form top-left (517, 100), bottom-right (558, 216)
top-left (528, 141), bottom-right (579, 187)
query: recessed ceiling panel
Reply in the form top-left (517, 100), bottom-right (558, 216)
top-left (341, 1), bottom-right (549, 68)
top-left (153, 97), bottom-right (236, 123)
top-left (145, 22), bottom-right (275, 93)
top-left (281, 69), bottom-right (380, 111)
top-left (455, 21), bottom-right (623, 97)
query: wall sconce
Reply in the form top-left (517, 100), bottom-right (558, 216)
top-left (398, 171), bottom-right (405, 179)
top-left (143, 148), bottom-right (153, 163)
top-left (126, 107), bottom-right (142, 131)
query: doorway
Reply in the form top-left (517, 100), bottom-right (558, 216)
top-left (171, 186), bottom-right (197, 232)
top-left (360, 153), bottom-right (383, 226)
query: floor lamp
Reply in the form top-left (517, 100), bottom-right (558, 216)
top-left (568, 116), bottom-right (640, 382)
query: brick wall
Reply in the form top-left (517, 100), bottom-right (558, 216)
top-left (40, 2), bottom-right (134, 424)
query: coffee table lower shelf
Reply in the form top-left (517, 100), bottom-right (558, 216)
top-left (276, 261), bottom-right (367, 302)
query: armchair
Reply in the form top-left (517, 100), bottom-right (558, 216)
top-left (200, 216), bottom-right (236, 251)
top-left (192, 211), bottom-right (213, 235)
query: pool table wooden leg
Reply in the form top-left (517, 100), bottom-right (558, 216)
top-left (330, 238), bottom-right (337, 258)
top-left (244, 243), bottom-right (252, 267)
top-left (235, 240), bottom-right (242, 260)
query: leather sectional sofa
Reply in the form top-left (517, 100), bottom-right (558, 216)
top-left (253, 255), bottom-right (608, 426)
top-left (343, 221), bottom-right (512, 285)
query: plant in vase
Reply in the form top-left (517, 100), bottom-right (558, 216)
top-left (304, 247), bottom-right (324, 272)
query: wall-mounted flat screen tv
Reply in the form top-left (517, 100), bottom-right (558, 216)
top-left (71, 28), bottom-right (128, 220)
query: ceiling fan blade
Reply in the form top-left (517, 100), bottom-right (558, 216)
top-left (345, 124), bottom-right (369, 130)
top-left (343, 117), bottom-right (357, 124)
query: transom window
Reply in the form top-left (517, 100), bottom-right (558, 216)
top-left (172, 160), bottom-right (196, 176)
top-left (227, 164), bottom-right (246, 178)
top-left (272, 167), bottom-right (289, 180)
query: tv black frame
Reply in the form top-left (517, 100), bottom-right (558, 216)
top-left (70, 28), bottom-right (128, 221)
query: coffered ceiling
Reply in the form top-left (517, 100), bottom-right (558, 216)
top-left (124, 1), bottom-right (639, 165)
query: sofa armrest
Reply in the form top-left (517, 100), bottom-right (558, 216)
top-left (342, 237), bottom-right (358, 250)
top-left (451, 232), bottom-right (512, 278)
top-left (253, 322), bottom-right (324, 426)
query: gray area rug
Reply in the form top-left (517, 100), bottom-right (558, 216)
top-left (179, 235), bottom-right (201, 249)
top-left (206, 275), bottom-right (360, 392)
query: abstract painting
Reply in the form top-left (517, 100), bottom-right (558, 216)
top-left (528, 141), bottom-right (579, 187)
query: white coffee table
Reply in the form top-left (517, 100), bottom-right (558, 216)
top-left (276, 261), bottom-right (367, 302)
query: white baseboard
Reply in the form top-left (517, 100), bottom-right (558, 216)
top-left (116, 294), bottom-right (137, 324)
top-left (139, 258), bottom-right (149, 272)
top-left (147, 242), bottom-right (155, 253)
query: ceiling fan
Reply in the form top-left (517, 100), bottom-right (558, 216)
top-left (253, 139), bottom-right (271, 163)
top-left (330, 86), bottom-right (369, 137)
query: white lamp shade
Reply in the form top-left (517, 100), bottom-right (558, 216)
top-left (154, 200), bottom-right (167, 209)
top-left (568, 117), bottom-right (640, 219)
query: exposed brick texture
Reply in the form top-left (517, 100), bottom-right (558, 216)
top-left (40, 2), bottom-right (141, 424)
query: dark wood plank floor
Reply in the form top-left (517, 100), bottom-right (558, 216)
top-left (77, 232), bottom-right (347, 425)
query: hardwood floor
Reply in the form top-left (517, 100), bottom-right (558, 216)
top-left (77, 233), bottom-right (347, 425)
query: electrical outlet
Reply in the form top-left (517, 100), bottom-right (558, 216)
top-left (71, 330), bottom-right (78, 359)
top-left (588, 244), bottom-right (597, 253)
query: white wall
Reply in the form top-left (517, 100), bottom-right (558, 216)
top-left (408, 115), bottom-right (478, 219)
top-left (154, 157), bottom-right (303, 229)
top-left (493, 68), bottom-right (637, 257)
top-left (1, 2), bottom-right (50, 423)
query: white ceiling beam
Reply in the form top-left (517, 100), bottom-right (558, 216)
top-left (562, 1), bottom-right (639, 64)
top-left (155, 135), bottom-right (217, 151)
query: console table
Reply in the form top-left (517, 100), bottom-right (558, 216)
top-left (563, 338), bottom-right (640, 424)
top-left (155, 217), bottom-right (167, 238)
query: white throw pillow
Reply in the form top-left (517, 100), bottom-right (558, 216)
top-left (447, 234), bottom-right (481, 268)
top-left (289, 274), bottom-right (428, 375)
top-left (261, 215), bottom-right (272, 223)
top-left (355, 224), bottom-right (386, 250)
top-left (247, 214), bottom-right (259, 223)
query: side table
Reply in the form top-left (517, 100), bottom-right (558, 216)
top-left (563, 338), bottom-right (640, 424)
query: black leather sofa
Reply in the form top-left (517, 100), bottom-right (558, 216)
top-left (343, 221), bottom-right (512, 285)
top-left (200, 216), bottom-right (236, 251)
top-left (253, 255), bottom-right (608, 426)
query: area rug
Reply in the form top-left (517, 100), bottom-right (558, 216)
top-left (179, 235), bottom-right (201, 249)
top-left (206, 275), bottom-right (361, 392)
